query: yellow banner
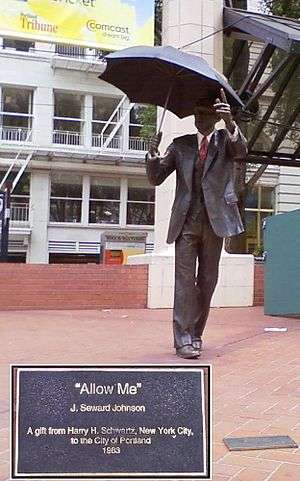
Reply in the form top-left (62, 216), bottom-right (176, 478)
top-left (0, 0), bottom-right (154, 50)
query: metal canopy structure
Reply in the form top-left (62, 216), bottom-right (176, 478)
top-left (223, 7), bottom-right (300, 168)
top-left (224, 7), bottom-right (300, 54)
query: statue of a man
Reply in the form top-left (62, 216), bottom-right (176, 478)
top-left (146, 89), bottom-right (247, 359)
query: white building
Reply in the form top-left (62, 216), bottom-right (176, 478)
top-left (0, 39), bottom-right (156, 263)
top-left (0, 2), bottom-right (299, 267)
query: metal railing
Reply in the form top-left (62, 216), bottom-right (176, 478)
top-left (91, 134), bottom-right (149, 151)
top-left (129, 136), bottom-right (150, 151)
top-left (53, 130), bottom-right (83, 146)
top-left (11, 203), bottom-right (29, 223)
top-left (0, 126), bottom-right (32, 142)
top-left (55, 44), bottom-right (86, 58)
top-left (92, 134), bottom-right (121, 149)
top-left (1, 125), bottom-right (149, 151)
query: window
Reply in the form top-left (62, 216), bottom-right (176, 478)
top-left (0, 172), bottom-right (30, 223)
top-left (50, 173), bottom-right (82, 223)
top-left (92, 96), bottom-right (122, 148)
top-left (245, 185), bottom-right (275, 254)
top-left (53, 92), bottom-right (84, 145)
top-left (127, 179), bottom-right (155, 225)
top-left (11, 173), bottom-right (30, 222)
top-left (0, 87), bottom-right (33, 141)
top-left (89, 178), bottom-right (120, 224)
top-left (2, 38), bottom-right (35, 52)
top-left (129, 104), bottom-right (156, 151)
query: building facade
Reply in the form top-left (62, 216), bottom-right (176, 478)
top-left (0, 13), bottom-right (299, 265)
top-left (0, 39), bottom-right (155, 263)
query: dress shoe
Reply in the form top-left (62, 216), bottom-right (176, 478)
top-left (176, 345), bottom-right (200, 359)
top-left (192, 339), bottom-right (203, 352)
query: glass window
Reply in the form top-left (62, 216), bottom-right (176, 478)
top-left (0, 171), bottom-right (30, 194)
top-left (50, 173), bottom-right (82, 223)
top-left (1, 88), bottom-right (33, 138)
top-left (130, 105), bottom-right (146, 125)
top-left (3, 38), bottom-right (34, 51)
top-left (51, 173), bottom-right (82, 198)
top-left (89, 201), bottom-right (120, 224)
top-left (93, 97), bottom-right (121, 121)
top-left (244, 185), bottom-right (275, 254)
top-left (2, 115), bottom-right (29, 129)
top-left (89, 178), bottom-right (120, 224)
top-left (2, 88), bottom-right (33, 114)
top-left (50, 199), bottom-right (82, 223)
top-left (128, 179), bottom-right (155, 202)
top-left (12, 173), bottom-right (30, 196)
top-left (0, 172), bottom-right (30, 223)
top-left (127, 179), bottom-right (155, 225)
top-left (53, 92), bottom-right (84, 145)
top-left (92, 96), bottom-right (122, 147)
top-left (244, 189), bottom-right (258, 209)
top-left (90, 177), bottom-right (120, 200)
top-left (54, 92), bottom-right (83, 118)
top-left (129, 104), bottom-right (156, 151)
top-left (261, 187), bottom-right (274, 210)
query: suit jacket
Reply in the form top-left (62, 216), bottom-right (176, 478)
top-left (146, 128), bottom-right (247, 243)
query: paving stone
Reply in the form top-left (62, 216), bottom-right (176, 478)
top-left (218, 453), bottom-right (281, 472)
top-left (267, 463), bottom-right (300, 480)
top-left (1, 306), bottom-right (299, 479)
top-left (213, 462), bottom-right (244, 476)
top-left (211, 476), bottom-right (231, 481)
top-left (213, 442), bottom-right (229, 462)
top-left (229, 467), bottom-right (272, 481)
top-left (258, 449), bottom-right (300, 463)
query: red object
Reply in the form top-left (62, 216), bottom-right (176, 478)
top-left (198, 136), bottom-right (209, 162)
top-left (104, 250), bottom-right (124, 265)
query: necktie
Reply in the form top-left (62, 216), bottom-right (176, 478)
top-left (198, 136), bottom-right (209, 163)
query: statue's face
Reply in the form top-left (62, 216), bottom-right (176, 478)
top-left (194, 107), bottom-right (219, 136)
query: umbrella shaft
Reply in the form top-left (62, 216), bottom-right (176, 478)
top-left (157, 83), bottom-right (173, 133)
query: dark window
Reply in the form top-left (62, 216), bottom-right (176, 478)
top-left (53, 92), bottom-right (83, 145)
top-left (89, 178), bottom-right (120, 224)
top-left (1, 87), bottom-right (33, 138)
top-left (245, 185), bottom-right (275, 254)
top-left (50, 173), bottom-right (82, 223)
top-left (3, 38), bottom-right (34, 52)
top-left (127, 179), bottom-right (155, 225)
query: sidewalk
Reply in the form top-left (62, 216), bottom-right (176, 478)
top-left (0, 306), bottom-right (299, 480)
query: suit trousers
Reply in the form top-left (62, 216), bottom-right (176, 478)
top-left (173, 205), bottom-right (223, 348)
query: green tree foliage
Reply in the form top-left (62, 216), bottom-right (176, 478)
top-left (138, 105), bottom-right (157, 139)
top-left (260, 0), bottom-right (300, 18)
top-left (155, 0), bottom-right (163, 45)
top-left (260, 0), bottom-right (300, 146)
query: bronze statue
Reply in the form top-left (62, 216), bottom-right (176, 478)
top-left (146, 89), bottom-right (247, 359)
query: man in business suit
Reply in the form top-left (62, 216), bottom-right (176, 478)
top-left (146, 89), bottom-right (247, 359)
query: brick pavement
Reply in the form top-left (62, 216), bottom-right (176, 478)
top-left (0, 307), bottom-right (299, 480)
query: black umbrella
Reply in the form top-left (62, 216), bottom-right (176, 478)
top-left (99, 45), bottom-right (244, 129)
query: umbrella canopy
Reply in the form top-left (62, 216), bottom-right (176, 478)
top-left (99, 45), bottom-right (244, 119)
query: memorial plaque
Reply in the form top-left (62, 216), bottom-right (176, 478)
top-left (11, 365), bottom-right (211, 479)
top-left (224, 435), bottom-right (298, 451)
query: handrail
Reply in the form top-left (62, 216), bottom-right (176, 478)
top-left (100, 95), bottom-right (128, 141)
top-left (0, 128), bottom-right (33, 191)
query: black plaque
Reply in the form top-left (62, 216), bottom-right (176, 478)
top-left (224, 435), bottom-right (298, 451)
top-left (12, 365), bottom-right (211, 479)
